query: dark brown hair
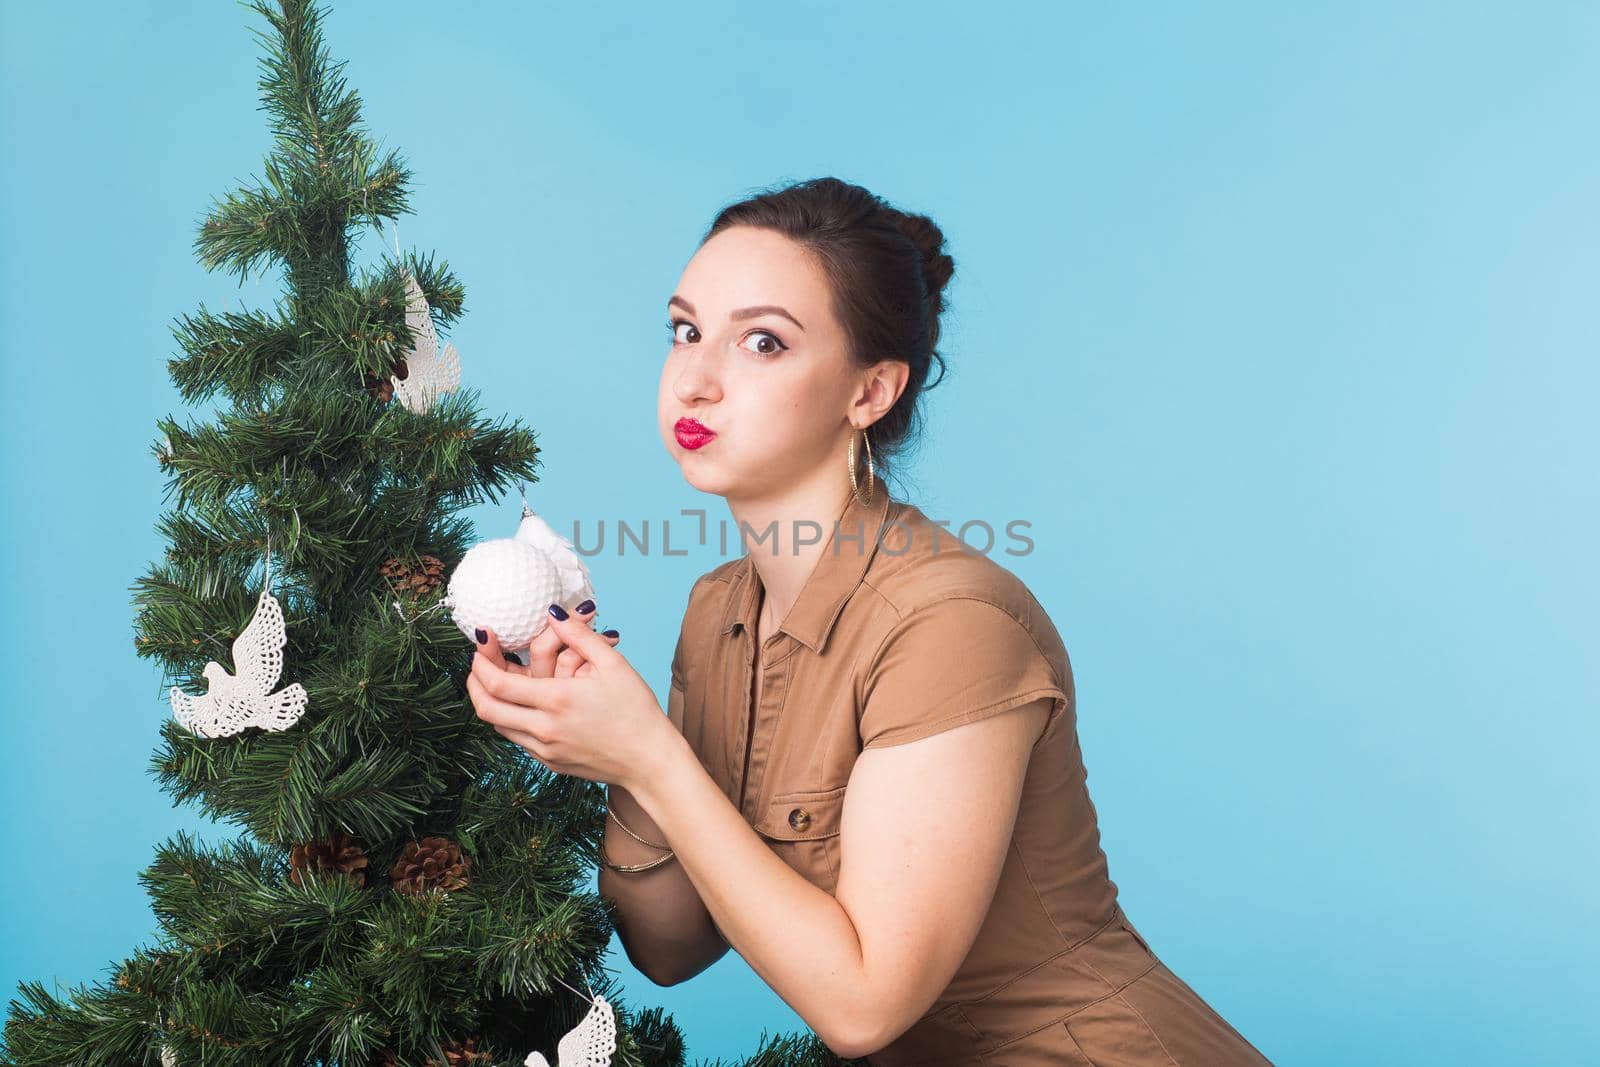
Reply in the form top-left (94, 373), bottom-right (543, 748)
top-left (702, 176), bottom-right (953, 485)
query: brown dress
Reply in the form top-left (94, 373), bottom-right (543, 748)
top-left (666, 486), bottom-right (1273, 1066)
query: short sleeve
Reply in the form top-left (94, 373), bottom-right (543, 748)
top-left (665, 572), bottom-right (716, 737)
top-left (669, 608), bottom-right (689, 691)
top-left (858, 597), bottom-right (1069, 750)
top-left (665, 629), bottom-right (688, 734)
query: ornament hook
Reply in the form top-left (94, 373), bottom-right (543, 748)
top-left (551, 970), bottom-right (594, 1006)
top-left (391, 596), bottom-right (450, 623)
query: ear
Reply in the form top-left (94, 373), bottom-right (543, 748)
top-left (855, 358), bottom-right (910, 424)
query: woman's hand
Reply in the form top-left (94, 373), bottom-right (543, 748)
top-left (465, 603), bottom-right (670, 791)
top-left (494, 598), bottom-right (619, 680)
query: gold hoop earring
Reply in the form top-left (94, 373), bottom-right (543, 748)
top-left (847, 427), bottom-right (876, 506)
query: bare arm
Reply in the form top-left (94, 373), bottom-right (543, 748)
top-left (597, 678), bottom-right (729, 986)
top-left (599, 778), bottom-right (729, 985)
top-left (837, 697), bottom-right (1049, 1053)
top-left (630, 697), bottom-right (1050, 1058)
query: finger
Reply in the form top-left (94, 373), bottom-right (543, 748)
top-left (474, 626), bottom-right (534, 677)
top-left (471, 648), bottom-right (572, 712)
top-left (555, 626), bottom-right (618, 677)
top-left (492, 720), bottom-right (552, 759)
top-left (526, 620), bottom-right (565, 678)
top-left (528, 598), bottom-right (597, 677)
top-left (584, 630), bottom-right (622, 668)
top-left (488, 637), bottom-right (530, 676)
top-left (545, 603), bottom-right (621, 667)
top-left (474, 625), bottom-right (508, 668)
top-left (467, 670), bottom-right (560, 732)
top-left (555, 645), bottom-right (584, 679)
top-left (496, 725), bottom-right (560, 773)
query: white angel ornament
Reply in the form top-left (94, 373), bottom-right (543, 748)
top-left (169, 586), bottom-right (309, 738)
top-left (391, 267), bottom-right (461, 415)
top-left (523, 992), bottom-right (617, 1067)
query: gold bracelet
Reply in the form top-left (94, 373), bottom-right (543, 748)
top-left (599, 832), bottom-right (677, 873)
top-left (607, 804), bottom-right (670, 851)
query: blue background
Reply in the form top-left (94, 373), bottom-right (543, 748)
top-left (3, 2), bottom-right (1596, 1064)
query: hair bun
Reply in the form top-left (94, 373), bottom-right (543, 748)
top-left (704, 176), bottom-right (956, 473)
top-left (888, 211), bottom-right (954, 315)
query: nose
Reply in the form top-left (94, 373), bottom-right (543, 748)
top-left (671, 343), bottom-right (721, 405)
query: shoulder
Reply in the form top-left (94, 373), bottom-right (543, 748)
top-left (852, 502), bottom-right (1074, 749)
top-left (859, 501), bottom-right (1066, 666)
top-left (683, 555), bottom-right (744, 622)
top-left (696, 554), bottom-right (747, 589)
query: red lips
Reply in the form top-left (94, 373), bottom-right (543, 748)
top-left (675, 417), bottom-right (716, 450)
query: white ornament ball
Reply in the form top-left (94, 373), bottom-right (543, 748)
top-left (441, 538), bottom-right (561, 651)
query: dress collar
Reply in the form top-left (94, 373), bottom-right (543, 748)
top-left (718, 483), bottom-right (895, 653)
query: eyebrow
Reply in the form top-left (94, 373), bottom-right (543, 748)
top-left (668, 295), bottom-right (805, 332)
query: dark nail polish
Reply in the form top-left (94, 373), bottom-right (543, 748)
top-left (575, 599), bottom-right (595, 615)
top-left (548, 603), bottom-right (568, 621)
top-left (601, 628), bottom-right (619, 638)
top-left (475, 628), bottom-right (487, 644)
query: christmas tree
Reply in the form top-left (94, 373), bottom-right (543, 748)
top-left (0, 2), bottom-right (854, 1064)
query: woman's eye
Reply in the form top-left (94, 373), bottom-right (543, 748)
top-left (666, 319), bottom-right (787, 358)
top-left (740, 330), bottom-right (788, 358)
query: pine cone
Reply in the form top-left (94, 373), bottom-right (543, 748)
top-left (289, 830), bottom-right (369, 888)
top-left (380, 554), bottom-right (446, 598)
top-left (439, 1036), bottom-right (492, 1066)
top-left (363, 356), bottom-right (409, 403)
top-left (390, 835), bottom-right (470, 896)
top-left (363, 371), bottom-right (395, 403)
top-left (371, 1037), bottom-right (491, 1067)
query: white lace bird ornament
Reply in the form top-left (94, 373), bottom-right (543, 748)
top-left (168, 586), bottom-right (309, 738)
top-left (523, 992), bottom-right (617, 1067)
top-left (391, 267), bottom-right (461, 415)
top-left (441, 498), bottom-right (597, 665)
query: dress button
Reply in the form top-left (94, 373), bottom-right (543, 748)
top-left (788, 807), bottom-right (812, 831)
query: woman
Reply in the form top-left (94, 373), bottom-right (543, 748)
top-left (466, 177), bottom-right (1273, 1065)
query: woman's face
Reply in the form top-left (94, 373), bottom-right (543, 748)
top-left (658, 225), bottom-right (863, 500)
